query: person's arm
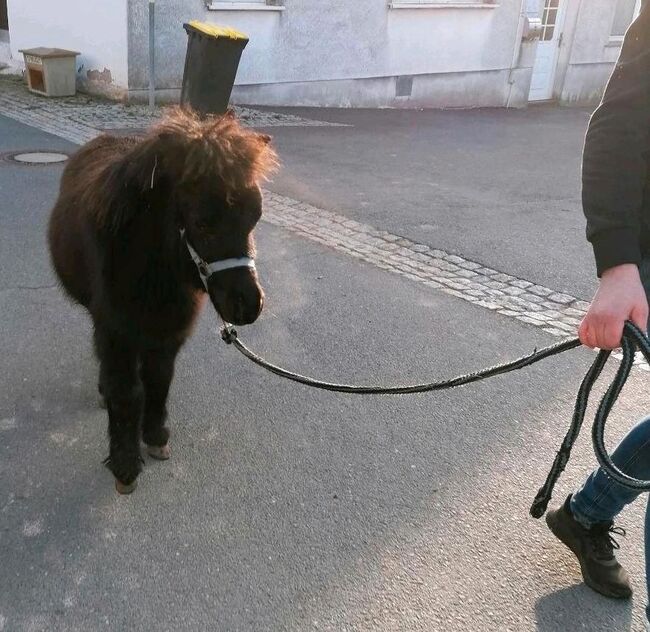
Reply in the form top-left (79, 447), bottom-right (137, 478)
top-left (580, 6), bottom-right (650, 349)
top-left (583, 4), bottom-right (650, 274)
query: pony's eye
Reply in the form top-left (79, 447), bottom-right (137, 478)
top-left (196, 219), bottom-right (217, 233)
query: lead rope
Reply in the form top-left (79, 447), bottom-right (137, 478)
top-left (220, 321), bottom-right (650, 518)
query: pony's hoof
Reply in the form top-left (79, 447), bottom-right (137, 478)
top-left (146, 444), bottom-right (171, 460)
top-left (115, 479), bottom-right (137, 494)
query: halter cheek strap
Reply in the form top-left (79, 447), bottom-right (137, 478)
top-left (180, 229), bottom-right (256, 289)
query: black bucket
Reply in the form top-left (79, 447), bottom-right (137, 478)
top-left (180, 21), bottom-right (249, 116)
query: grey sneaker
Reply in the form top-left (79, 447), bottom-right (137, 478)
top-left (546, 495), bottom-right (632, 599)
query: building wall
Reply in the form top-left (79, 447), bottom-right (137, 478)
top-left (6, 0), bottom-right (129, 97)
top-left (558, 0), bottom-right (623, 104)
top-left (127, 0), bottom-right (533, 108)
top-left (2, 0), bottom-right (625, 108)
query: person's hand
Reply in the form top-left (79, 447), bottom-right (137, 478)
top-left (579, 263), bottom-right (648, 349)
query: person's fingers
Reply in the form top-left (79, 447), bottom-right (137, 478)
top-left (577, 269), bottom-right (647, 347)
top-left (579, 318), bottom-right (596, 348)
top-left (601, 316), bottom-right (625, 350)
top-left (578, 319), bottom-right (589, 347)
top-left (581, 311), bottom-right (624, 350)
top-left (630, 302), bottom-right (649, 335)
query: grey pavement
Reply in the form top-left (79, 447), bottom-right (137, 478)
top-left (1, 107), bottom-right (649, 632)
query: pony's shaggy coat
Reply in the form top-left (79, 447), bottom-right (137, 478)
top-left (48, 107), bottom-right (277, 491)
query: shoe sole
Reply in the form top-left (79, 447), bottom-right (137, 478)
top-left (546, 511), bottom-right (632, 600)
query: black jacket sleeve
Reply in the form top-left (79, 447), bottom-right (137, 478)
top-left (583, 4), bottom-right (650, 276)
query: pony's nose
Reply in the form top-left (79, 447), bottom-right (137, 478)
top-left (231, 290), bottom-right (263, 325)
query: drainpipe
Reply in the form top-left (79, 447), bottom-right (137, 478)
top-left (506, 0), bottom-right (527, 108)
top-left (149, 0), bottom-right (155, 110)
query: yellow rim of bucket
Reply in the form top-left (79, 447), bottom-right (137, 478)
top-left (187, 20), bottom-right (248, 41)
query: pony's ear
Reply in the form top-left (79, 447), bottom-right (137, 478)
top-left (257, 133), bottom-right (272, 145)
top-left (94, 135), bottom-right (169, 232)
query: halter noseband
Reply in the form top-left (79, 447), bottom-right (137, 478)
top-left (180, 229), bottom-right (255, 289)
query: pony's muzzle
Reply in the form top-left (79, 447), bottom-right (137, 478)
top-left (229, 288), bottom-right (264, 325)
top-left (207, 271), bottom-right (264, 326)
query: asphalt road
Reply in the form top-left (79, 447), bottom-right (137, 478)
top-left (264, 105), bottom-right (596, 300)
top-left (1, 111), bottom-right (649, 631)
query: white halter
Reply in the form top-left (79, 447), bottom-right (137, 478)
top-left (180, 229), bottom-right (255, 289)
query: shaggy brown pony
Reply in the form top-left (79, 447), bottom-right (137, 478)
top-left (48, 107), bottom-right (277, 493)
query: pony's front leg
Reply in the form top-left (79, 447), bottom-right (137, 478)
top-left (140, 342), bottom-right (180, 460)
top-left (96, 328), bottom-right (144, 494)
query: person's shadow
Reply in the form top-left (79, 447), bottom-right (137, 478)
top-left (535, 585), bottom-right (635, 631)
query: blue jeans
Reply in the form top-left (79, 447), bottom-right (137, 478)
top-left (570, 258), bottom-right (650, 621)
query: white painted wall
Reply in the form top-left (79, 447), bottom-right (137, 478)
top-left (6, 0), bottom-right (128, 94)
top-left (3, 0), bottom-right (621, 107)
top-left (127, 0), bottom-right (528, 108)
top-left (558, 0), bottom-right (630, 104)
top-left (217, 2), bottom-right (515, 85)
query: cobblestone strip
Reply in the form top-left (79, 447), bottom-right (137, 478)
top-left (0, 76), bottom-right (346, 131)
top-left (262, 192), bottom-right (587, 337)
top-left (263, 191), bottom-right (648, 369)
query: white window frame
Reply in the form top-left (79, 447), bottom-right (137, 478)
top-left (206, 0), bottom-right (285, 11)
top-left (608, 0), bottom-right (641, 45)
top-left (389, 0), bottom-right (498, 8)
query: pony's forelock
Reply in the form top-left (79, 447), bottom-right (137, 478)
top-left (150, 106), bottom-right (278, 195)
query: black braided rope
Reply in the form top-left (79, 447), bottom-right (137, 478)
top-left (220, 321), bottom-right (650, 518)
top-left (221, 326), bottom-right (581, 394)
top-left (592, 325), bottom-right (650, 490)
top-left (528, 349), bottom-right (610, 518)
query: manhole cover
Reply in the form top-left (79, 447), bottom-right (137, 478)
top-left (1, 150), bottom-right (71, 166)
top-left (13, 152), bottom-right (69, 164)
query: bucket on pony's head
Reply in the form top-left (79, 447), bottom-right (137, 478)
top-left (181, 20), bottom-right (249, 117)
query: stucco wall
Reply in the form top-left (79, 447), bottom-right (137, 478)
top-left (127, 0), bottom-right (530, 108)
top-left (6, 0), bottom-right (129, 97)
top-left (559, 0), bottom-right (621, 104)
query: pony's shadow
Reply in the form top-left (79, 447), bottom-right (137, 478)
top-left (535, 585), bottom-right (634, 631)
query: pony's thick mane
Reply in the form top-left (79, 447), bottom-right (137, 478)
top-left (77, 107), bottom-right (278, 230)
top-left (150, 106), bottom-right (278, 195)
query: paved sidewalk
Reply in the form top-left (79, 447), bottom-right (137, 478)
top-left (0, 76), bottom-right (345, 142)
